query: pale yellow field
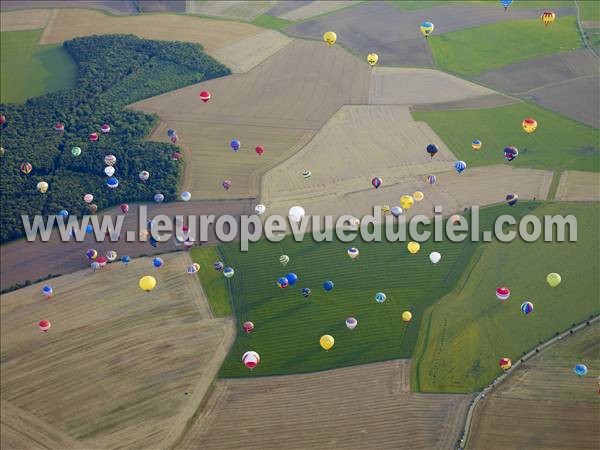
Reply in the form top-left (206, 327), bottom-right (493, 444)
top-left (38, 8), bottom-right (262, 51)
top-left (0, 9), bottom-right (51, 31)
top-left (0, 253), bottom-right (235, 450)
top-left (186, 0), bottom-right (276, 20)
top-left (279, 0), bottom-right (362, 21)
top-left (555, 170), bottom-right (600, 201)
top-left (179, 360), bottom-right (472, 449)
top-left (369, 67), bottom-right (497, 105)
top-left (210, 29), bottom-right (294, 73)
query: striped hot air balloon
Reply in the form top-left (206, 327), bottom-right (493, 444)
top-left (454, 161), bottom-right (466, 174)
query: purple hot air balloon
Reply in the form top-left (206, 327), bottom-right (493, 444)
top-left (230, 139), bottom-right (241, 152)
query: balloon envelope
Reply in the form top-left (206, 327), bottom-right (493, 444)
top-left (367, 53), bottom-right (378, 66)
top-left (223, 267), bottom-right (235, 278)
top-left (37, 181), bottom-right (49, 193)
top-left (547, 272), bottom-right (561, 287)
top-left (84, 194), bottom-right (94, 203)
top-left (472, 139), bottom-right (482, 150)
top-left (400, 195), bottom-right (414, 210)
top-left (242, 350), bottom-right (260, 369)
top-left (213, 261), bottom-right (224, 271)
top-left (255, 204), bottom-right (266, 215)
top-left (372, 177), bottom-right (382, 189)
top-left (455, 161), bottom-right (466, 174)
top-left (347, 247), bottom-right (359, 259)
top-left (427, 174), bottom-right (437, 185)
top-left (279, 255), bottom-right (290, 266)
top-left (289, 206), bottom-right (305, 223)
top-left (407, 241), bottom-right (420, 254)
top-left (496, 287), bottom-right (510, 301)
top-left (199, 90), bottom-right (211, 103)
top-left (243, 321), bottom-right (254, 333)
top-left (301, 287), bottom-right (312, 298)
top-left (320, 335), bottom-right (335, 350)
top-left (520, 301), bottom-right (534, 315)
top-left (38, 319), bottom-right (51, 332)
top-left (285, 273), bottom-right (298, 286)
top-left (277, 277), bottom-right (289, 288)
top-left (499, 357), bottom-right (512, 370)
top-left (420, 21), bottom-right (434, 37)
top-left (402, 311), bottom-right (412, 322)
top-left (71, 146), bottom-right (82, 156)
top-left (181, 191), bottom-right (191, 201)
top-left (375, 292), bottom-right (386, 303)
top-left (346, 317), bottom-right (358, 330)
top-left (139, 276), bottom-right (157, 292)
top-left (230, 139), bottom-right (241, 151)
top-left (323, 31), bottom-right (337, 46)
top-left (255, 145), bottom-right (264, 155)
top-left (429, 251), bottom-right (441, 264)
top-left (120, 203), bottom-right (129, 214)
top-left (522, 118), bottom-right (538, 133)
top-left (323, 280), bottom-right (334, 291)
top-left (104, 166), bottom-right (115, 176)
top-left (574, 364), bottom-right (588, 377)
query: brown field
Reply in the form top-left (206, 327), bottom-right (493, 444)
top-left (38, 8), bottom-right (262, 51)
top-left (555, 171), bottom-right (600, 202)
top-left (469, 323), bottom-right (600, 450)
top-left (0, 1), bottom-right (136, 15)
top-left (210, 29), bottom-right (293, 73)
top-left (278, 0), bottom-right (362, 21)
top-left (186, 0), bottom-right (276, 20)
top-left (180, 360), bottom-right (472, 449)
top-left (0, 9), bottom-right (51, 31)
top-left (132, 39), bottom-right (371, 198)
top-left (137, 0), bottom-right (186, 13)
top-left (0, 199), bottom-right (255, 289)
top-left (0, 253), bottom-right (235, 450)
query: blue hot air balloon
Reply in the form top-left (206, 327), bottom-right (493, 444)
top-left (106, 177), bottom-right (119, 189)
top-left (230, 139), bottom-right (241, 152)
top-left (573, 364), bottom-right (588, 377)
top-left (42, 285), bottom-right (53, 298)
top-left (121, 255), bottom-right (131, 266)
top-left (285, 273), bottom-right (298, 286)
top-left (213, 261), bottom-right (224, 271)
top-left (86, 224), bottom-right (94, 234)
top-left (153, 257), bottom-right (164, 269)
top-left (323, 280), bottom-right (334, 291)
top-left (375, 292), bottom-right (387, 303)
top-left (149, 237), bottom-right (158, 248)
top-left (154, 193), bottom-right (164, 203)
top-left (58, 209), bottom-right (69, 218)
top-left (427, 174), bottom-right (437, 185)
top-left (500, 0), bottom-right (512, 10)
top-left (301, 287), bottom-right (312, 298)
top-left (277, 277), bottom-right (289, 288)
top-left (426, 144), bottom-right (439, 159)
top-left (520, 301), bottom-right (534, 315)
top-left (454, 161), bottom-right (466, 174)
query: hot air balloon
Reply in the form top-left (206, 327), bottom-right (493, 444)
top-left (367, 53), bottom-right (379, 66)
top-left (499, 357), bottom-right (512, 370)
top-left (139, 170), bottom-right (150, 181)
top-left (348, 217), bottom-right (360, 230)
top-left (455, 160), bottom-right (466, 174)
top-left (171, 152), bottom-right (182, 161)
top-left (83, 193), bottom-right (94, 203)
top-left (286, 273), bottom-right (298, 286)
top-left (199, 90), bottom-right (211, 103)
top-left (106, 250), bottom-right (117, 262)
top-left (521, 301), bottom-right (534, 315)
top-left (242, 351), bottom-right (260, 369)
top-left (101, 123), bottom-right (111, 133)
top-left (0, 114), bottom-right (6, 125)
top-left (407, 241), bottom-right (420, 254)
top-left (181, 191), bottom-right (191, 201)
top-left (139, 229), bottom-right (149, 241)
top-left (187, 263), bottom-right (200, 274)
top-left (401, 195), bottom-right (415, 210)
top-left (346, 317), bottom-right (358, 330)
top-left (413, 191), bottom-right (424, 202)
top-left (213, 261), bottom-right (224, 271)
top-left (58, 209), bottom-right (69, 219)
top-left (289, 206), bottom-right (305, 223)
top-left (500, 0), bottom-right (512, 10)
top-left (20, 162), bottom-right (32, 175)
top-left (426, 144), bottom-right (439, 158)
top-left (86, 248), bottom-right (98, 260)
top-left (154, 193), bottom-right (164, 203)
top-left (106, 177), bottom-right (119, 189)
top-left (375, 292), bottom-right (386, 303)
top-left (420, 21), bottom-right (434, 38)
top-left (391, 206), bottom-right (403, 218)
top-left (37, 181), bottom-right (49, 193)
top-left (90, 261), bottom-right (101, 271)
top-left (255, 145), bottom-right (264, 156)
top-left (320, 335), bottom-right (335, 350)
top-left (139, 275), bottom-right (157, 292)
top-left (429, 252), bottom-right (441, 264)
top-left (450, 214), bottom-right (461, 225)
top-left (279, 255), bottom-right (290, 266)
top-left (54, 122), bottom-right (65, 132)
top-left (167, 128), bottom-right (176, 137)
top-left (89, 132), bottom-right (99, 142)
top-left (0, 147), bottom-right (4, 156)
top-left (224, 267), bottom-right (235, 278)
top-left (427, 174), bottom-right (437, 185)
top-left (522, 118), bottom-right (538, 133)
top-left (96, 256), bottom-right (108, 267)
top-left (506, 193), bottom-right (518, 206)
top-left (153, 257), bottom-right (164, 269)
top-left (170, 134), bottom-right (178, 144)
top-left (38, 319), bottom-right (51, 332)
top-left (71, 146), bottom-right (82, 157)
top-left (347, 247), bottom-right (359, 259)
top-left (85, 224), bottom-right (93, 234)
top-left (382, 205), bottom-right (391, 215)
top-left (323, 31), bottom-right (337, 46)
top-left (230, 139), bottom-right (240, 152)
top-left (547, 272), bottom-right (561, 287)
top-left (183, 238), bottom-right (194, 249)
top-left (302, 170), bottom-right (312, 179)
top-left (574, 364), bottom-right (588, 377)
top-left (504, 146), bottom-right (518, 162)
top-left (255, 204), bottom-right (266, 215)
top-left (472, 139), bottom-right (482, 151)
top-left (243, 321), bottom-right (254, 334)
top-left (42, 285), bottom-right (53, 298)
top-left (121, 255), bottom-right (131, 266)
top-left (323, 280), bottom-right (334, 291)
top-left (372, 177), bottom-right (382, 189)
top-left (541, 10), bottom-right (556, 27)
top-left (120, 203), bottom-right (129, 214)
top-left (402, 311), bottom-right (412, 322)
top-left (496, 287), bottom-right (510, 301)
top-left (222, 179), bottom-right (232, 191)
top-left (104, 154), bottom-right (116, 166)
top-left (301, 287), bottom-right (312, 298)
top-left (277, 277), bottom-right (289, 288)
top-left (104, 166), bottom-right (115, 177)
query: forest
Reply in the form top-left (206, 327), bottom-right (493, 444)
top-left (0, 34), bottom-right (230, 242)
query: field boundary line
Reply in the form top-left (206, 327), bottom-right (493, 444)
top-left (575, 0), bottom-right (599, 57)
top-left (461, 314), bottom-right (600, 449)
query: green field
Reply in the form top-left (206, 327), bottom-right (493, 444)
top-left (0, 29), bottom-right (77, 104)
top-left (191, 246), bottom-right (232, 317)
top-left (412, 102), bottom-right (599, 172)
top-left (251, 14), bottom-right (293, 30)
top-left (388, 1), bottom-right (573, 11)
top-left (578, 0), bottom-right (600, 21)
top-left (413, 202), bottom-right (600, 393)
top-left (429, 17), bottom-right (581, 76)
top-left (195, 203), bottom-right (546, 378)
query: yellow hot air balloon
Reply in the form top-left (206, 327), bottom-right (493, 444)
top-left (382, 205), bottom-right (391, 215)
top-left (546, 272), bottom-right (561, 287)
top-left (413, 191), bottom-right (424, 202)
top-left (420, 21), bottom-right (434, 38)
top-left (522, 118), bottom-right (538, 134)
top-left (320, 334), bottom-right (335, 350)
top-left (37, 181), bottom-right (49, 193)
top-left (541, 10), bottom-right (556, 27)
top-left (323, 31), bottom-right (337, 47)
top-left (400, 195), bottom-right (414, 210)
top-left (367, 53), bottom-right (379, 66)
top-left (402, 311), bottom-right (412, 322)
top-left (139, 275), bottom-right (157, 292)
top-left (407, 241), bottom-right (420, 254)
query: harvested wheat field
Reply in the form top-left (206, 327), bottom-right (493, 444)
top-left (38, 8), bottom-right (262, 51)
top-left (186, 0), bottom-right (276, 20)
top-left (0, 1), bottom-right (136, 15)
top-left (0, 253), bottom-right (235, 450)
top-left (210, 30), bottom-right (293, 73)
top-left (179, 360), bottom-right (472, 450)
top-left (132, 40), bottom-right (370, 198)
top-left (0, 9), bottom-right (51, 31)
top-left (555, 171), bottom-right (600, 202)
top-left (278, 0), bottom-right (362, 21)
top-left (369, 68), bottom-right (496, 105)
top-left (469, 323), bottom-right (599, 450)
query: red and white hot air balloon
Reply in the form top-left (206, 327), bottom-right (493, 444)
top-left (89, 132), bottom-right (99, 142)
top-left (38, 319), bottom-right (51, 332)
top-left (100, 123), bottom-right (111, 133)
top-left (243, 321), bottom-right (255, 334)
top-left (496, 287), bottom-right (511, 301)
top-left (242, 351), bottom-right (260, 370)
top-left (54, 122), bottom-right (65, 132)
top-left (199, 90), bottom-right (211, 103)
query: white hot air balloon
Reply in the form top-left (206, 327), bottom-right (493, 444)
top-left (288, 206), bottom-right (305, 223)
top-left (429, 252), bottom-right (441, 264)
top-left (181, 191), bottom-right (191, 202)
top-left (255, 204), bottom-right (266, 215)
top-left (345, 317), bottom-right (358, 330)
top-left (104, 166), bottom-right (115, 177)
top-left (279, 255), bottom-right (290, 266)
